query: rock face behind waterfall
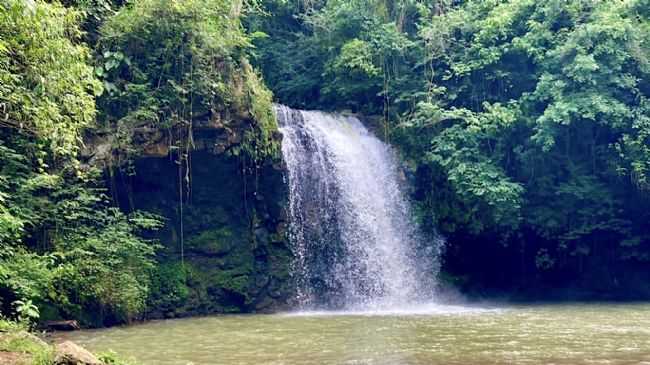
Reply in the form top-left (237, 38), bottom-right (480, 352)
top-left (276, 105), bottom-right (443, 310)
top-left (81, 100), bottom-right (440, 319)
top-left (83, 105), bottom-right (292, 320)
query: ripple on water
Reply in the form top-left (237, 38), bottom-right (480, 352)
top-left (52, 303), bottom-right (650, 365)
top-left (282, 303), bottom-right (505, 317)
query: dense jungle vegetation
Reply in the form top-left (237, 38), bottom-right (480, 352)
top-left (0, 0), bottom-right (278, 327)
top-left (248, 0), bottom-right (650, 298)
top-left (1, 0), bottom-right (649, 330)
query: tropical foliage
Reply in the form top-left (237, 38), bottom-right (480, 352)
top-left (0, 0), bottom-right (160, 325)
top-left (0, 0), bottom-right (277, 326)
top-left (1, 0), bottom-right (649, 329)
top-left (249, 0), bottom-right (650, 294)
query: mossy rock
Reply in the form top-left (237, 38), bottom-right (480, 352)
top-left (148, 262), bottom-right (191, 314)
top-left (0, 331), bottom-right (53, 365)
top-left (112, 142), bottom-right (292, 317)
top-left (186, 227), bottom-right (235, 256)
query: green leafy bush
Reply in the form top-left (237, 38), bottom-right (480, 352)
top-left (96, 0), bottom-right (279, 161)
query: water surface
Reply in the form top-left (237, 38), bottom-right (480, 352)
top-left (55, 303), bottom-right (650, 365)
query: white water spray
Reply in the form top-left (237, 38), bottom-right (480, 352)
top-left (276, 105), bottom-right (443, 310)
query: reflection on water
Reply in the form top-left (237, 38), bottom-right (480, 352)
top-left (54, 304), bottom-right (650, 365)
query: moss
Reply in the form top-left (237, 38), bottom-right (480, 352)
top-left (0, 319), bottom-right (24, 333)
top-left (0, 322), bottom-right (53, 365)
top-left (186, 227), bottom-right (234, 255)
top-left (182, 263), bottom-right (252, 312)
top-left (194, 248), bottom-right (255, 305)
top-left (0, 334), bottom-right (48, 354)
top-left (238, 59), bottom-right (282, 162)
top-left (111, 137), bottom-right (291, 318)
top-left (187, 236), bottom-right (258, 308)
top-left (265, 243), bottom-right (292, 298)
top-left (214, 272), bottom-right (252, 303)
top-left (147, 262), bottom-right (190, 315)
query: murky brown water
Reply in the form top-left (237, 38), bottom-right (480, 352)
top-left (54, 303), bottom-right (650, 365)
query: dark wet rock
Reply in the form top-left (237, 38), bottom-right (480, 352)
top-left (80, 104), bottom-right (293, 322)
top-left (109, 152), bottom-right (291, 319)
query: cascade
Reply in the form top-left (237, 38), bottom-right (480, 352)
top-left (276, 105), bottom-right (442, 310)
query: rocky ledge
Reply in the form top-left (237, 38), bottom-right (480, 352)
top-left (77, 109), bottom-right (292, 325)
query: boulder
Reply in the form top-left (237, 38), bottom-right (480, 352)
top-left (54, 341), bottom-right (102, 365)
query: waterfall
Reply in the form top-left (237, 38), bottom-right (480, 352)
top-left (276, 105), bottom-right (443, 310)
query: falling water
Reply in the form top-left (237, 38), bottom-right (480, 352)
top-left (276, 105), bottom-right (442, 310)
